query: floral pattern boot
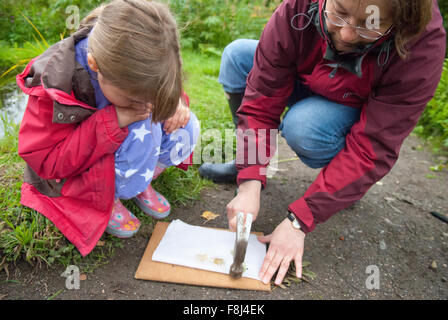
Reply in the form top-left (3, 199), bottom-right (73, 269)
top-left (133, 184), bottom-right (171, 219)
top-left (105, 199), bottom-right (141, 238)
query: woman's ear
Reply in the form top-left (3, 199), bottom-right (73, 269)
top-left (87, 53), bottom-right (99, 73)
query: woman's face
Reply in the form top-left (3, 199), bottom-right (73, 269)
top-left (325, 0), bottom-right (393, 52)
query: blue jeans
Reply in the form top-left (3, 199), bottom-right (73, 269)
top-left (218, 39), bottom-right (361, 169)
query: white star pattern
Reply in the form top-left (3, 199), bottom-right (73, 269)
top-left (140, 168), bottom-right (154, 182)
top-left (154, 146), bottom-right (161, 157)
top-left (132, 123), bottom-right (151, 143)
top-left (125, 168), bottom-right (138, 178)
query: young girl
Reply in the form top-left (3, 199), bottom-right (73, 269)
top-left (16, 0), bottom-right (200, 256)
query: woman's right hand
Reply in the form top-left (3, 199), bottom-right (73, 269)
top-left (226, 180), bottom-right (262, 231)
top-left (115, 103), bottom-right (153, 128)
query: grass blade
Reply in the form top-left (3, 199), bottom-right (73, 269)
top-left (47, 289), bottom-right (63, 300)
top-left (0, 65), bottom-right (19, 79)
top-left (20, 12), bottom-right (49, 49)
top-left (31, 33), bottom-right (45, 53)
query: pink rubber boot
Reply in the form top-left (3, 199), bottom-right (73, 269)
top-left (133, 166), bottom-right (170, 219)
top-left (105, 199), bottom-right (141, 238)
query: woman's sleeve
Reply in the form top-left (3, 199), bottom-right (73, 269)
top-left (235, 0), bottom-right (304, 187)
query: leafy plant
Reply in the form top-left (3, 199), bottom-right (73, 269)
top-left (166, 0), bottom-right (280, 49)
top-left (415, 58), bottom-right (448, 154)
top-left (0, 13), bottom-right (51, 83)
top-left (437, 0), bottom-right (448, 56)
top-left (0, 0), bottom-right (102, 46)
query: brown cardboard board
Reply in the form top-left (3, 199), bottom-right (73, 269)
top-left (134, 221), bottom-right (271, 291)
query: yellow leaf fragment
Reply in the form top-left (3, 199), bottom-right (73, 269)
top-left (201, 211), bottom-right (220, 221)
top-left (96, 240), bottom-right (105, 247)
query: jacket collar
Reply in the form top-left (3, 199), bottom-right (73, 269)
top-left (17, 25), bottom-right (96, 109)
top-left (41, 26), bottom-right (93, 95)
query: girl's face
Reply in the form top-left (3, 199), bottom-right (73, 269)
top-left (97, 72), bottom-right (148, 109)
top-left (325, 0), bottom-right (393, 52)
top-left (87, 53), bottom-right (149, 109)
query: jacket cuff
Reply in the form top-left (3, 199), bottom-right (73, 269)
top-left (100, 105), bottom-right (129, 145)
top-left (236, 165), bottom-right (267, 189)
top-left (288, 197), bottom-right (316, 233)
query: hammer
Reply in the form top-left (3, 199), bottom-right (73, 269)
top-left (229, 212), bottom-right (253, 279)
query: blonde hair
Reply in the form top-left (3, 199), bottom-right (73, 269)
top-left (80, 0), bottom-right (182, 122)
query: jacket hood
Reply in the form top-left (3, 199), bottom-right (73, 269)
top-left (17, 26), bottom-right (97, 111)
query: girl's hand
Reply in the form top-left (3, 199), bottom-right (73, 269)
top-left (115, 103), bottom-right (152, 128)
top-left (163, 98), bottom-right (190, 134)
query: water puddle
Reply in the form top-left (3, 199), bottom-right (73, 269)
top-left (0, 89), bottom-right (27, 139)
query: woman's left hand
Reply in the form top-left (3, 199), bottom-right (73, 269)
top-left (163, 98), bottom-right (190, 134)
top-left (257, 218), bottom-right (305, 286)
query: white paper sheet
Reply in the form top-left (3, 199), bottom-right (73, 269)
top-left (152, 219), bottom-right (266, 280)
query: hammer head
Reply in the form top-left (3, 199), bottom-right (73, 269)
top-left (229, 212), bottom-right (253, 279)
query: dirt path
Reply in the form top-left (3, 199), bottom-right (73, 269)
top-left (1, 134), bottom-right (447, 300)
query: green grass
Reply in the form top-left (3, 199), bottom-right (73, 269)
top-left (0, 11), bottom-right (51, 88)
top-left (414, 59), bottom-right (448, 156)
top-left (0, 48), bottom-right (226, 273)
top-left (182, 49), bottom-right (233, 131)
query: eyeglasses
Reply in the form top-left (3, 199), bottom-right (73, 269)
top-left (324, 10), bottom-right (393, 41)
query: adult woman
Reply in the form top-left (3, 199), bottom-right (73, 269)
top-left (199, 0), bottom-right (446, 285)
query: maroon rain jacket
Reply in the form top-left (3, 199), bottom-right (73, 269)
top-left (235, 0), bottom-right (446, 233)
